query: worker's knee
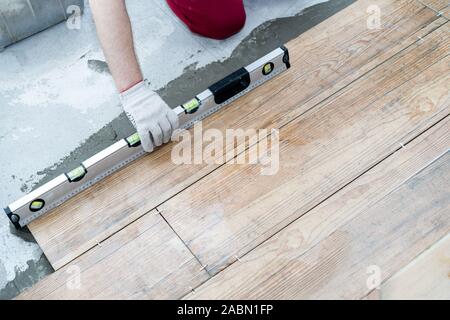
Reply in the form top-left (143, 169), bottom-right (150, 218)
top-left (167, 0), bottom-right (246, 40)
top-left (203, 7), bottom-right (246, 40)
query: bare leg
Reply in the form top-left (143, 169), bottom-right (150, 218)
top-left (89, 0), bottom-right (142, 92)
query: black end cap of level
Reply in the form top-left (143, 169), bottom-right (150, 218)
top-left (4, 206), bottom-right (21, 229)
top-left (280, 45), bottom-right (291, 69)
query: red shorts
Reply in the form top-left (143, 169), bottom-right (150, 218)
top-left (166, 0), bottom-right (246, 40)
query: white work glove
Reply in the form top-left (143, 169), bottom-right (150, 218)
top-left (120, 81), bottom-right (179, 152)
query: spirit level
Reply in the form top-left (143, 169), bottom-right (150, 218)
top-left (5, 46), bottom-right (290, 229)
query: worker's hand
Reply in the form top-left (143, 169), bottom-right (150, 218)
top-left (120, 81), bottom-right (179, 152)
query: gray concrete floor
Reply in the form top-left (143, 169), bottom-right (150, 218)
top-left (0, 0), bottom-right (353, 299)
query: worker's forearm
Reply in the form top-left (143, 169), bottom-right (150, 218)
top-left (90, 0), bottom-right (142, 92)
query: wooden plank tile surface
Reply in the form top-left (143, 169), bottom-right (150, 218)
top-left (29, 0), bottom-right (448, 271)
top-left (417, 0), bottom-right (449, 12)
top-left (381, 233), bottom-right (450, 300)
top-left (186, 144), bottom-right (450, 299)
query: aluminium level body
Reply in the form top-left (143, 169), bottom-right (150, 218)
top-left (5, 46), bottom-right (291, 228)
